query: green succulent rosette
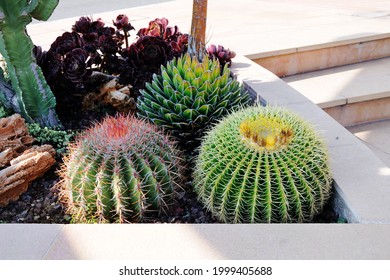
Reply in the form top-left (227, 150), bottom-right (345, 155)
top-left (137, 53), bottom-right (251, 144)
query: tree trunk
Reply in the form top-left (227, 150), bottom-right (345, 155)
top-left (189, 0), bottom-right (208, 61)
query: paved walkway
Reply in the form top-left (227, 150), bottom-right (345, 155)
top-left (46, 0), bottom-right (171, 21)
top-left (28, 0), bottom-right (390, 56)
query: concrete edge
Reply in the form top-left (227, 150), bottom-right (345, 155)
top-left (317, 98), bottom-right (347, 109)
top-left (311, 91), bottom-right (390, 109)
top-left (296, 33), bottom-right (390, 52)
top-left (2, 224), bottom-right (390, 260)
top-left (245, 33), bottom-right (390, 60)
top-left (346, 91), bottom-right (390, 104)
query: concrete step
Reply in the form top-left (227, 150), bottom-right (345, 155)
top-left (282, 57), bottom-right (390, 126)
top-left (253, 35), bottom-right (390, 77)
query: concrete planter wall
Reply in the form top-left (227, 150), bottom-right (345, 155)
top-left (2, 56), bottom-right (390, 261)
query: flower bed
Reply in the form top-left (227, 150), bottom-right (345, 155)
top-left (0, 11), bottom-right (344, 224)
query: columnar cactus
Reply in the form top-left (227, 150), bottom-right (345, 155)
top-left (0, 0), bottom-right (60, 128)
top-left (58, 115), bottom-right (183, 223)
top-left (194, 106), bottom-right (332, 223)
top-left (137, 53), bottom-right (251, 145)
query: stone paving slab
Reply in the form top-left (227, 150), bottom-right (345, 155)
top-left (0, 224), bottom-right (63, 260)
top-left (42, 224), bottom-right (390, 260)
top-left (1, 224), bottom-right (390, 260)
top-left (349, 120), bottom-right (390, 167)
top-left (28, 0), bottom-right (390, 57)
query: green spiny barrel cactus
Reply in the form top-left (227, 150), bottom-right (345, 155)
top-left (0, 0), bottom-right (60, 128)
top-left (59, 115), bottom-right (183, 223)
top-left (137, 53), bottom-right (251, 144)
top-left (194, 106), bottom-right (332, 223)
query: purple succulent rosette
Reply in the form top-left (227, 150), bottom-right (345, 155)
top-left (36, 15), bottom-right (189, 96)
top-left (137, 17), bottom-right (188, 56)
top-left (63, 48), bottom-right (91, 82)
top-left (207, 44), bottom-right (236, 68)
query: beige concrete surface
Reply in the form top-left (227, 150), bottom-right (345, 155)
top-left (41, 224), bottom-right (390, 259)
top-left (349, 120), bottom-right (390, 167)
top-left (0, 224), bottom-right (63, 260)
top-left (282, 55), bottom-right (390, 170)
top-left (283, 57), bottom-right (390, 108)
top-left (324, 97), bottom-right (390, 127)
top-left (28, 0), bottom-right (390, 57)
top-left (1, 224), bottom-right (390, 260)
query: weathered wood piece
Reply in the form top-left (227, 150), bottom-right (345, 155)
top-left (0, 114), bottom-right (56, 206)
top-left (83, 72), bottom-right (135, 113)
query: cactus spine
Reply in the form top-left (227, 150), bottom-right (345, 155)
top-left (59, 115), bottom-right (183, 223)
top-left (0, 0), bottom-right (60, 127)
top-left (194, 106), bottom-right (332, 223)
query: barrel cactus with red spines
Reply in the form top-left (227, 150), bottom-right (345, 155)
top-left (58, 115), bottom-right (183, 223)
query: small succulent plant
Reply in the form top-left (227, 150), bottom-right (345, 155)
top-left (126, 35), bottom-right (174, 75)
top-left (194, 106), bottom-right (333, 223)
top-left (207, 44), bottom-right (236, 69)
top-left (36, 16), bottom-right (188, 97)
top-left (137, 53), bottom-right (251, 145)
top-left (27, 123), bottom-right (75, 156)
top-left (113, 14), bottom-right (135, 48)
top-left (58, 115), bottom-right (183, 223)
top-left (121, 18), bottom-right (188, 90)
top-left (137, 17), bottom-right (188, 55)
top-left (39, 17), bottom-right (126, 90)
top-left (0, 103), bottom-right (10, 118)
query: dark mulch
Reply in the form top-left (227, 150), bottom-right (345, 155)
top-left (0, 101), bottom-right (219, 224)
top-left (0, 167), bottom-right (340, 224)
top-left (0, 163), bottom-right (218, 224)
top-left (0, 162), bottom-right (341, 224)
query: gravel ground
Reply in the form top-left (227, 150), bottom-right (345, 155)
top-left (0, 107), bottom-right (342, 224)
top-left (0, 163), bottom-right (219, 224)
top-left (0, 164), bottom-right (339, 224)
top-left (0, 165), bottom-right (67, 224)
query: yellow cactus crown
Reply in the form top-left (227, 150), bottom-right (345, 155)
top-left (239, 116), bottom-right (293, 151)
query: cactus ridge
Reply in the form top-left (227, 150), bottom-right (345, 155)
top-left (137, 53), bottom-right (251, 144)
top-left (0, 0), bottom-right (60, 127)
top-left (59, 115), bottom-right (183, 223)
top-left (194, 106), bottom-right (332, 223)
